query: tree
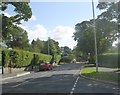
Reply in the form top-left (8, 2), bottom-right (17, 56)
top-left (42, 38), bottom-right (60, 64)
top-left (97, 1), bottom-right (119, 22)
top-left (1, 2), bottom-right (32, 23)
top-left (72, 46), bottom-right (83, 61)
top-left (73, 18), bottom-right (118, 56)
top-left (30, 38), bottom-right (45, 53)
top-left (1, 2), bottom-right (32, 40)
top-left (97, 1), bottom-right (119, 53)
top-left (5, 25), bottom-right (30, 50)
top-left (61, 46), bottom-right (71, 56)
top-left (42, 38), bottom-right (60, 55)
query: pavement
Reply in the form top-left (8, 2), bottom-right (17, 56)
top-left (1, 71), bottom-right (31, 81)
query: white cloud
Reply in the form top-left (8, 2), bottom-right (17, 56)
top-left (50, 26), bottom-right (77, 49)
top-left (29, 15), bottom-right (37, 21)
top-left (19, 24), bottom-right (76, 49)
top-left (28, 24), bottom-right (48, 43)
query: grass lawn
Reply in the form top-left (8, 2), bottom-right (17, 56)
top-left (81, 67), bottom-right (119, 83)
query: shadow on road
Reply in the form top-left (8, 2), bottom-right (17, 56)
top-left (2, 72), bottom-right (119, 94)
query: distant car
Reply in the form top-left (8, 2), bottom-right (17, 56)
top-left (39, 63), bottom-right (53, 71)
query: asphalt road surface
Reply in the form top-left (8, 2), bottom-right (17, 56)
top-left (1, 63), bottom-right (120, 95)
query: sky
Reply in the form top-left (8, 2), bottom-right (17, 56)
top-left (3, 1), bottom-right (103, 49)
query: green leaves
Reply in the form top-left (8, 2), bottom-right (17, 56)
top-left (5, 25), bottom-right (30, 50)
top-left (2, 2), bottom-right (32, 41)
top-left (73, 18), bottom-right (118, 56)
top-left (73, 1), bottom-right (119, 57)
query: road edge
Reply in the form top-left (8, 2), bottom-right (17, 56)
top-left (2, 72), bottom-right (31, 81)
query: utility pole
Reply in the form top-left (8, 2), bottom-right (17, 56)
top-left (92, 0), bottom-right (98, 72)
top-left (48, 37), bottom-right (50, 55)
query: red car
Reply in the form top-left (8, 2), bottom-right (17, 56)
top-left (39, 63), bottom-right (53, 71)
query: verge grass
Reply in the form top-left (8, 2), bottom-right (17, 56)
top-left (81, 67), bottom-right (119, 83)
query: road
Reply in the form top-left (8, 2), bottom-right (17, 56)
top-left (1, 63), bottom-right (120, 95)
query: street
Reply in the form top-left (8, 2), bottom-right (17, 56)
top-left (1, 63), bottom-right (120, 95)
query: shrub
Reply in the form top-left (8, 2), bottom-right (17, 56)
top-left (59, 54), bottom-right (75, 63)
top-left (55, 55), bottom-right (61, 63)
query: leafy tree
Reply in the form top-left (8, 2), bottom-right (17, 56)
top-left (42, 38), bottom-right (60, 55)
top-left (1, 2), bottom-right (32, 40)
top-left (42, 38), bottom-right (60, 64)
top-left (1, 2), bottom-right (32, 23)
top-left (5, 25), bottom-right (30, 50)
top-left (30, 38), bottom-right (45, 53)
top-left (97, 1), bottom-right (119, 21)
top-left (97, 1), bottom-right (119, 53)
top-left (72, 46), bottom-right (83, 61)
top-left (73, 18), bottom-right (118, 56)
top-left (61, 46), bottom-right (72, 57)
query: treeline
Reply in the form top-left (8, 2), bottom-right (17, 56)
top-left (73, 1), bottom-right (119, 63)
top-left (1, 2), bottom-right (63, 65)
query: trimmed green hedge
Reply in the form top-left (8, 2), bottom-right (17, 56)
top-left (98, 53), bottom-right (119, 68)
top-left (2, 49), bottom-right (52, 68)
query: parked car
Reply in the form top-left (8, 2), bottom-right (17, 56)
top-left (39, 63), bottom-right (53, 71)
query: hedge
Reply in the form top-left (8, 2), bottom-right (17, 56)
top-left (98, 53), bottom-right (119, 68)
top-left (2, 49), bottom-right (52, 68)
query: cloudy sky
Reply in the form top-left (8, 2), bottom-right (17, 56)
top-left (3, 1), bottom-right (102, 49)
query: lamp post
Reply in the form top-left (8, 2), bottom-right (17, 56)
top-left (92, 0), bottom-right (98, 72)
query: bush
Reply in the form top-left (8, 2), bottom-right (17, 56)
top-left (59, 54), bottom-right (75, 63)
top-left (98, 53), bottom-right (119, 68)
top-left (88, 56), bottom-right (95, 64)
top-left (55, 55), bottom-right (61, 63)
top-left (2, 49), bottom-right (52, 68)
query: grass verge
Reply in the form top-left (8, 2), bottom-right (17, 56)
top-left (81, 67), bottom-right (119, 83)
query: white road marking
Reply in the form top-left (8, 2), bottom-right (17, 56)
top-left (69, 76), bottom-right (79, 95)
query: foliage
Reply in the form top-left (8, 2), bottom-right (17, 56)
top-left (42, 38), bottom-right (61, 64)
top-left (42, 38), bottom-right (60, 55)
top-left (5, 25), bottom-right (30, 50)
top-left (1, 2), bottom-right (32, 23)
top-left (97, 1), bottom-right (119, 21)
top-left (1, 2), bottom-right (32, 41)
top-left (98, 53), bottom-right (119, 68)
top-left (59, 54), bottom-right (75, 63)
top-left (61, 46), bottom-right (72, 56)
top-left (55, 55), bottom-right (61, 63)
top-left (73, 19), bottom-right (118, 56)
top-left (2, 49), bottom-right (52, 68)
top-left (30, 38), bottom-right (45, 53)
